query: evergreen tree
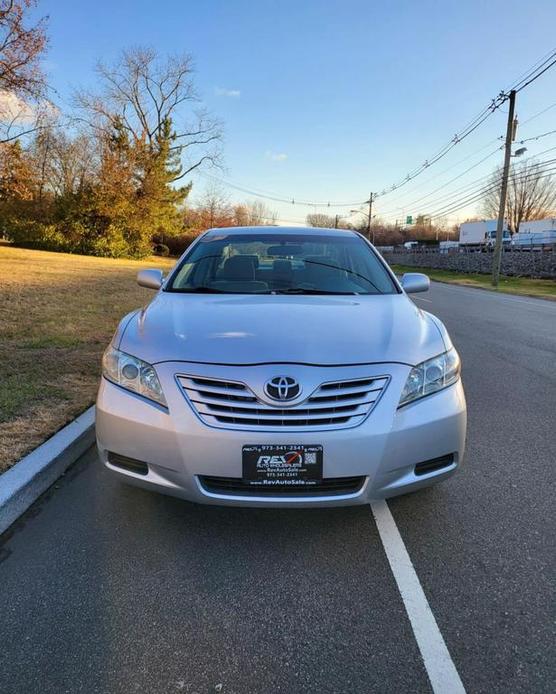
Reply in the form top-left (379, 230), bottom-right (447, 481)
top-left (136, 117), bottom-right (192, 243)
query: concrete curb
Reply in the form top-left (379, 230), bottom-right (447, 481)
top-left (0, 406), bottom-right (96, 535)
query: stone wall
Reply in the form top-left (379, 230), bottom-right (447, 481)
top-left (381, 249), bottom-right (556, 279)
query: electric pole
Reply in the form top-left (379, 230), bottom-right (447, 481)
top-left (492, 90), bottom-right (516, 287)
top-left (334, 214), bottom-right (339, 228)
top-left (367, 192), bottom-right (374, 243)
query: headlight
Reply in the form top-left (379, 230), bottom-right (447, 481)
top-left (399, 348), bottom-right (460, 407)
top-left (102, 346), bottom-right (167, 407)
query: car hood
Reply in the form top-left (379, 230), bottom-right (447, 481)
top-left (119, 293), bottom-right (446, 366)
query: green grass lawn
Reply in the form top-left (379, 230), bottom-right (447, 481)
top-left (0, 245), bottom-right (176, 472)
top-left (390, 265), bottom-right (556, 300)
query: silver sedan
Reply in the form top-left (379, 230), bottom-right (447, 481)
top-left (96, 226), bottom-right (466, 507)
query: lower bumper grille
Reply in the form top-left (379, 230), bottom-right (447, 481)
top-left (414, 454), bottom-right (455, 476)
top-left (199, 475), bottom-right (366, 497)
top-left (108, 452), bottom-right (149, 476)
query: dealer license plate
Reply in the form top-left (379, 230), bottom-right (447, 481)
top-left (242, 444), bottom-right (323, 487)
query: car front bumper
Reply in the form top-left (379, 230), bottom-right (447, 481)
top-left (96, 361), bottom-right (467, 508)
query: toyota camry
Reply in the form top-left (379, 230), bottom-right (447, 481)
top-left (96, 226), bottom-right (466, 507)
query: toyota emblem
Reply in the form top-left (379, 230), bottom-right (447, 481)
top-left (264, 376), bottom-right (301, 401)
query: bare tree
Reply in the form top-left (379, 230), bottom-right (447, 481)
top-left (33, 128), bottom-right (96, 198)
top-left (482, 160), bottom-right (556, 233)
top-left (29, 118), bottom-right (54, 200)
top-left (0, 1), bottom-right (47, 99)
top-left (182, 184), bottom-right (233, 231)
top-left (75, 47), bottom-right (222, 180)
top-left (306, 212), bottom-right (336, 228)
top-left (234, 200), bottom-right (277, 226)
top-left (0, 1), bottom-right (49, 142)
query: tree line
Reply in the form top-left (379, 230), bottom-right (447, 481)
top-left (0, 3), bottom-right (276, 258)
top-left (305, 212), bottom-right (459, 245)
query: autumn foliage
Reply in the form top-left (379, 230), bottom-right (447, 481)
top-left (0, 0), bottom-right (47, 100)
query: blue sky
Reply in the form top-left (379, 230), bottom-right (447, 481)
top-left (37, 0), bottom-right (556, 225)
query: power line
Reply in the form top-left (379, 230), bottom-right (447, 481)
top-left (377, 146), bottom-right (503, 217)
top-left (370, 138), bottom-right (500, 207)
top-left (513, 52), bottom-right (556, 92)
top-left (426, 163), bottom-right (556, 219)
top-left (377, 48), bottom-right (556, 200)
top-left (379, 151), bottom-right (556, 222)
top-left (515, 128), bottom-right (556, 145)
top-left (503, 47), bottom-right (556, 91)
top-left (407, 158), bottom-right (556, 221)
top-left (195, 48), bottom-right (556, 209)
top-left (378, 143), bottom-right (556, 221)
top-left (428, 169), bottom-right (556, 221)
top-left (197, 171), bottom-right (368, 208)
top-left (376, 103), bottom-right (505, 198)
top-left (380, 101), bottom-right (556, 212)
top-left (521, 100), bottom-right (556, 125)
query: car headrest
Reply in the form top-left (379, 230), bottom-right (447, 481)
top-left (273, 259), bottom-right (293, 275)
top-left (243, 254), bottom-right (259, 268)
top-left (220, 255), bottom-right (256, 280)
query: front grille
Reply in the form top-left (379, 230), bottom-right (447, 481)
top-left (199, 475), bottom-right (366, 497)
top-left (177, 375), bottom-right (389, 430)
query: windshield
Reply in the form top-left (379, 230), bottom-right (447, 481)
top-left (167, 233), bottom-right (398, 295)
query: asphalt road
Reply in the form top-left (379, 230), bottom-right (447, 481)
top-left (1, 282), bottom-right (555, 694)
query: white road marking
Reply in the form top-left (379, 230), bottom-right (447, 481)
top-left (371, 500), bottom-right (466, 694)
top-left (413, 296), bottom-right (432, 303)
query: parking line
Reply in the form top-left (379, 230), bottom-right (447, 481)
top-left (370, 500), bottom-right (466, 694)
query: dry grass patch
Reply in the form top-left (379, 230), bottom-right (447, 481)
top-left (0, 245), bottom-right (176, 472)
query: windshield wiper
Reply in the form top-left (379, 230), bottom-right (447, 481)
top-left (274, 288), bottom-right (358, 295)
top-left (303, 259), bottom-right (381, 293)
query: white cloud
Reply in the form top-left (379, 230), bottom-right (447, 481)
top-left (214, 87), bottom-right (241, 98)
top-left (0, 91), bottom-right (36, 123)
top-left (0, 91), bottom-right (58, 126)
top-left (265, 150), bottom-right (288, 162)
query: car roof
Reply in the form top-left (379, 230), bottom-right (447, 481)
top-left (202, 226), bottom-right (360, 238)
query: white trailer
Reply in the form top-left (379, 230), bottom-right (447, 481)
top-left (458, 220), bottom-right (511, 247)
top-left (512, 219), bottom-right (556, 248)
top-left (512, 231), bottom-right (556, 248)
top-left (517, 218), bottom-right (556, 234)
top-left (439, 240), bottom-right (459, 254)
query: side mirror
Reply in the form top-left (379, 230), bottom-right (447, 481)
top-left (401, 272), bottom-right (430, 294)
top-left (137, 269), bottom-right (164, 290)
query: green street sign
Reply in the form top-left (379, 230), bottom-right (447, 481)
top-left (406, 215), bottom-right (413, 225)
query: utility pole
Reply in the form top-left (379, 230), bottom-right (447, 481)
top-left (367, 192), bottom-right (374, 243)
top-left (492, 89), bottom-right (516, 287)
top-left (334, 214), bottom-right (339, 229)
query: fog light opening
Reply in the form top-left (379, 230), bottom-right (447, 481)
top-left (414, 454), bottom-right (455, 477)
top-left (107, 452), bottom-right (149, 476)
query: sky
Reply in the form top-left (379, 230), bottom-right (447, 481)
top-left (35, 0), bottom-right (556, 226)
